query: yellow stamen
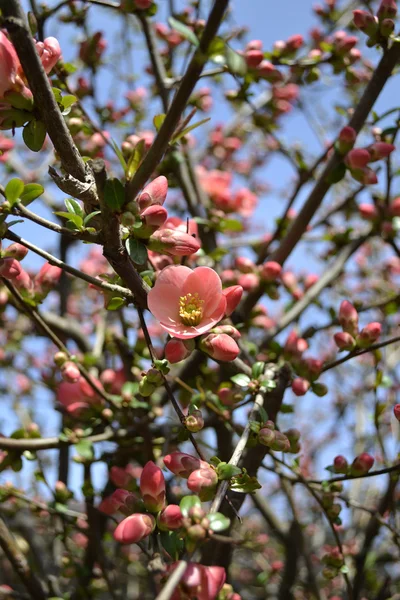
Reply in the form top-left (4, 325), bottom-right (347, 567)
top-left (179, 293), bottom-right (204, 326)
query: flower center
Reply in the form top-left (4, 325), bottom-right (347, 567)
top-left (179, 293), bottom-right (204, 326)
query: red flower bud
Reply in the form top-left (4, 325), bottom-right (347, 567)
top-left (350, 453), bottom-right (374, 476)
top-left (148, 228), bottom-right (200, 256)
top-left (394, 404), bottom-right (400, 421)
top-left (345, 148), bottom-right (371, 169)
top-left (367, 142), bottom-right (395, 162)
top-left (337, 126), bottom-right (357, 154)
top-left (61, 361), bottom-right (80, 383)
top-left (163, 452), bottom-right (204, 478)
top-left (113, 513), bottom-right (155, 544)
top-left (260, 261), bottom-right (282, 281)
top-left (165, 339), bottom-right (193, 363)
top-left (137, 176), bottom-right (168, 210)
top-left (351, 166), bottom-right (378, 185)
top-left (222, 285), bottom-right (243, 316)
top-left (139, 461), bottom-right (166, 512)
top-left (292, 377), bottom-right (310, 396)
top-left (333, 455), bottom-right (348, 474)
top-left (258, 427), bottom-right (276, 447)
top-left (353, 9), bottom-right (378, 36)
top-left (218, 387), bottom-right (238, 406)
top-left (389, 197), bottom-right (400, 217)
top-left (377, 0), bottom-right (397, 21)
top-left (98, 489), bottom-right (138, 515)
top-left (339, 300), bottom-right (359, 336)
top-left (3, 243), bottom-right (28, 261)
top-left (359, 203), bottom-right (379, 220)
top-left (245, 49), bottom-right (264, 68)
top-left (211, 325), bottom-right (241, 340)
top-left (140, 205), bottom-right (168, 229)
top-left (357, 322), bottom-right (381, 346)
top-left (157, 505), bottom-right (183, 531)
top-left (199, 333), bottom-right (240, 362)
top-left (187, 467), bottom-right (218, 501)
top-left (334, 331), bottom-right (356, 351)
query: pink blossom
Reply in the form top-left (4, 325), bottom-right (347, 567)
top-left (162, 216), bottom-right (198, 238)
top-left (261, 261), bottom-right (282, 281)
top-left (148, 266), bottom-right (227, 339)
top-left (357, 322), bottom-right (382, 346)
top-left (57, 376), bottom-right (103, 418)
top-left (35, 262), bottom-right (62, 289)
top-left (113, 513), bottom-right (155, 544)
top-left (0, 134), bottom-right (14, 162)
top-left (163, 451), bottom-right (204, 478)
top-left (345, 148), bottom-right (371, 169)
top-left (0, 32), bottom-right (19, 98)
top-left (61, 361), bottom-right (80, 383)
top-left (233, 188), bottom-right (258, 217)
top-left (394, 404), bottom-right (400, 422)
top-left (0, 257), bottom-right (21, 279)
top-left (139, 461), bottom-right (166, 512)
top-left (110, 464), bottom-right (140, 489)
top-left (339, 300), bottom-right (359, 335)
top-left (138, 176), bottom-right (168, 210)
top-left (333, 455), bottom-right (348, 474)
top-left (140, 205), bottom-right (168, 230)
top-left (34, 37), bottom-right (62, 74)
top-left (157, 505), bottom-right (183, 531)
top-left (173, 563), bottom-right (226, 600)
top-left (3, 243), bottom-right (28, 261)
top-left (187, 466), bottom-right (218, 501)
top-left (238, 273), bottom-right (259, 291)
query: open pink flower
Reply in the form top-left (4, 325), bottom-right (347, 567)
top-left (148, 266), bottom-right (227, 339)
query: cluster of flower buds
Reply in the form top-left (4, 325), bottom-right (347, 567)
top-left (322, 546), bottom-right (345, 580)
top-left (0, 32), bottom-right (61, 131)
top-left (353, 0), bottom-right (397, 47)
top-left (164, 451), bottom-right (219, 501)
top-left (332, 452), bottom-right (374, 476)
top-left (334, 300), bottom-right (382, 351)
top-left (139, 365), bottom-right (164, 397)
top-left (282, 331), bottom-right (327, 397)
top-left (241, 40), bottom-right (283, 83)
top-left (314, 0), bottom-right (336, 20)
top-left (0, 253), bottom-right (61, 301)
top-left (122, 175), bottom-right (201, 257)
top-left (338, 127), bottom-right (395, 184)
top-left (190, 86), bottom-right (213, 112)
top-left (196, 166), bottom-right (258, 218)
top-left (258, 421), bottom-right (300, 453)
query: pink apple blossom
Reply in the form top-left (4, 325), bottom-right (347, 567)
top-left (148, 266), bottom-right (227, 339)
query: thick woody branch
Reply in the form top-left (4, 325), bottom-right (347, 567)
top-left (1, 0), bottom-right (98, 209)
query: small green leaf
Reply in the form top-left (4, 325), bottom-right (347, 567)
top-left (219, 218), bottom-right (243, 232)
top-left (5, 178), bottom-right (24, 205)
top-left (83, 210), bottom-right (101, 226)
top-left (168, 16), bottom-right (199, 46)
top-left (61, 94), bottom-right (77, 110)
top-left (65, 198), bottom-right (84, 217)
top-left (54, 211), bottom-right (84, 229)
top-left (23, 120), bottom-right (46, 152)
top-left (231, 373), bottom-right (251, 388)
top-left (207, 512), bottom-right (231, 532)
top-left (126, 237), bottom-right (148, 265)
top-left (326, 162), bottom-right (346, 185)
top-left (180, 495), bottom-right (201, 517)
top-left (230, 470), bottom-right (262, 493)
top-left (110, 139), bottom-right (127, 172)
top-left (153, 113), bottom-right (166, 131)
top-left (225, 45), bottom-right (247, 76)
top-left (216, 463), bottom-right (242, 480)
top-left (20, 183), bottom-right (44, 205)
top-left (75, 439), bottom-right (94, 460)
top-left (106, 297), bottom-right (125, 311)
top-left (252, 362), bottom-right (265, 379)
top-left (104, 178), bottom-right (125, 211)
top-left (126, 139), bottom-right (146, 180)
top-left (171, 118), bottom-right (211, 145)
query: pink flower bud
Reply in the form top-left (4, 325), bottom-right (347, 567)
top-left (147, 228), bottom-right (200, 256)
top-left (246, 40), bottom-right (263, 51)
top-left (304, 273), bottom-right (319, 290)
top-left (0, 257), bottom-right (21, 279)
top-left (187, 467), bottom-right (218, 501)
top-left (345, 148), bottom-right (371, 169)
top-left (245, 49), bottom-right (264, 68)
top-left (235, 256), bottom-right (255, 273)
top-left (222, 285), bottom-right (243, 316)
top-left (133, 0), bottom-right (153, 9)
top-left (291, 377), bottom-right (310, 396)
top-left (110, 465), bottom-right (136, 489)
top-left (211, 325), bottom-right (241, 340)
top-left (3, 243), bottom-right (28, 261)
top-left (389, 197), bottom-right (400, 216)
top-left (303, 358), bottom-right (323, 380)
top-left (163, 451), bottom-right (203, 478)
top-left (61, 361), bottom-right (80, 383)
top-left (98, 489), bottom-right (137, 515)
top-left (35, 262), bottom-right (62, 289)
top-left (139, 461), bottom-right (166, 512)
top-left (351, 166), bottom-right (378, 185)
top-left (394, 404), bottom-right (400, 421)
top-left (237, 272), bottom-right (259, 291)
top-left (258, 427), bottom-right (276, 447)
top-left (357, 322), bottom-right (381, 346)
top-left (337, 126), bottom-right (357, 154)
top-left (380, 17), bottom-right (395, 35)
top-left (260, 261), bottom-right (282, 281)
top-left (165, 338), bottom-right (193, 363)
top-left (359, 203), bottom-right (379, 220)
top-left (285, 331), bottom-right (308, 357)
top-left (35, 37), bottom-right (62, 74)
top-left (353, 9), bottom-right (378, 36)
top-left (334, 331), bottom-right (356, 351)
top-left (137, 176), bottom-right (168, 210)
top-left (367, 142), bottom-right (395, 162)
top-left (350, 453), bottom-right (374, 476)
top-left (377, 0), bottom-right (397, 21)
top-left (199, 333), bottom-right (240, 362)
top-left (333, 455), bottom-right (348, 474)
top-left (140, 205), bottom-right (168, 229)
top-left (286, 34), bottom-right (304, 51)
top-left (218, 387), bottom-right (238, 406)
top-left (339, 300), bottom-right (359, 335)
top-left (0, 32), bottom-right (19, 98)
top-left (113, 513), bottom-right (155, 544)
top-left (257, 60), bottom-right (283, 82)
top-left (157, 505), bottom-right (183, 531)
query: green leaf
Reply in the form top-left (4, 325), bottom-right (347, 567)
top-left (54, 211), bottom-right (83, 229)
top-left (168, 16), bottom-right (199, 46)
top-left (159, 531), bottom-right (184, 561)
top-left (65, 198), bottom-right (84, 217)
top-left (219, 218), bottom-right (244, 232)
top-left (230, 470), bottom-right (262, 493)
top-left (170, 118), bottom-right (211, 145)
top-left (207, 512), bottom-right (231, 532)
top-left (153, 113), bottom-right (166, 131)
top-left (216, 463), bottom-right (242, 480)
top-left (23, 120), bottom-right (46, 152)
top-left (20, 183), bottom-right (44, 205)
top-left (104, 178), bottom-right (125, 211)
top-left (180, 495), bottom-right (202, 516)
top-left (61, 94), bottom-right (77, 110)
top-left (110, 139), bottom-right (127, 173)
top-left (126, 139), bottom-right (146, 180)
top-left (225, 45), bottom-right (247, 76)
top-left (75, 439), bottom-right (94, 460)
top-left (106, 297), bottom-right (125, 311)
top-left (83, 210), bottom-right (101, 226)
top-left (252, 362), bottom-right (265, 379)
top-left (231, 373), bottom-right (251, 388)
top-left (5, 178), bottom-right (24, 205)
top-left (126, 237), bottom-right (148, 265)
top-left (326, 162), bottom-right (346, 185)
top-left (63, 62), bottom-right (77, 74)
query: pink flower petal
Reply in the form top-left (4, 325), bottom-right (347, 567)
top-left (148, 265), bottom-right (192, 324)
top-left (182, 267), bottom-right (223, 315)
